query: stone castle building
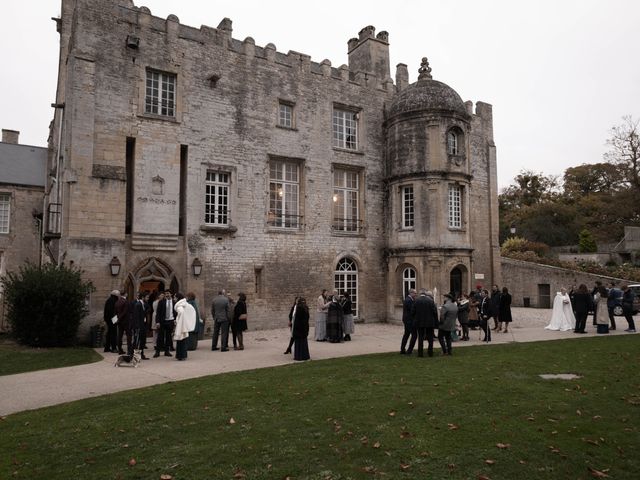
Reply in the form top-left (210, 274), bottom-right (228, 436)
top-left (45, 0), bottom-right (500, 333)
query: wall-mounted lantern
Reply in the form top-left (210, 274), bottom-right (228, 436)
top-left (109, 256), bottom-right (121, 276)
top-left (192, 257), bottom-right (203, 277)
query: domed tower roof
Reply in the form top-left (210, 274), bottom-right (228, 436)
top-left (388, 58), bottom-right (468, 118)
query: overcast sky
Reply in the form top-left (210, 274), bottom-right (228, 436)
top-left (1, 0), bottom-right (638, 189)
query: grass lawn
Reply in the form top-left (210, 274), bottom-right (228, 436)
top-left (1, 336), bottom-right (638, 479)
top-left (0, 337), bottom-right (102, 376)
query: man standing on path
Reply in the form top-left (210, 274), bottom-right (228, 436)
top-left (607, 281), bottom-right (621, 331)
top-left (211, 290), bottom-right (231, 352)
top-left (115, 292), bottom-right (131, 355)
top-left (408, 289), bottom-right (438, 357)
top-left (154, 291), bottom-right (175, 358)
top-left (621, 284), bottom-right (636, 332)
top-left (479, 289), bottom-right (492, 342)
top-left (400, 288), bottom-right (417, 354)
top-left (490, 285), bottom-right (501, 331)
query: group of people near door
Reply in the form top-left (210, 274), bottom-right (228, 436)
top-left (545, 281), bottom-right (636, 333)
top-left (103, 289), bottom-right (249, 363)
top-left (399, 285), bottom-right (513, 357)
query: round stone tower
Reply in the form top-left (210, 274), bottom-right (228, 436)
top-left (385, 58), bottom-right (474, 309)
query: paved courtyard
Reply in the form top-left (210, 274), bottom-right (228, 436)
top-left (0, 307), bottom-right (636, 416)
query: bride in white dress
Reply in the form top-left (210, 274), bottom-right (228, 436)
top-left (545, 288), bottom-right (576, 331)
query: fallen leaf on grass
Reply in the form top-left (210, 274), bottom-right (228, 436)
top-left (576, 409), bottom-right (582, 416)
top-left (229, 417), bottom-right (236, 424)
top-left (399, 463), bottom-right (411, 471)
top-left (588, 467), bottom-right (610, 478)
top-left (485, 459), bottom-right (495, 465)
top-left (128, 458), bottom-right (137, 466)
top-left (448, 423), bottom-right (459, 430)
top-left (360, 436), bottom-right (369, 445)
top-left (478, 475), bottom-right (492, 480)
top-left (519, 460), bottom-right (527, 465)
top-left (447, 463), bottom-right (456, 470)
top-left (159, 475), bottom-right (173, 480)
top-left (583, 438), bottom-right (600, 446)
top-left (496, 443), bottom-right (510, 449)
top-left (400, 430), bottom-right (411, 438)
top-left (361, 466), bottom-right (377, 474)
top-left (388, 411), bottom-right (396, 417)
top-left (373, 441), bottom-right (381, 449)
top-left (592, 415), bottom-right (601, 420)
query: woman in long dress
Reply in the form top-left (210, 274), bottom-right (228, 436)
top-left (545, 288), bottom-right (576, 331)
top-left (292, 297), bottom-right (310, 361)
top-left (315, 289), bottom-right (329, 341)
top-left (499, 287), bottom-right (513, 333)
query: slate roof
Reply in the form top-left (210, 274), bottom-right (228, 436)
top-left (0, 142), bottom-right (47, 188)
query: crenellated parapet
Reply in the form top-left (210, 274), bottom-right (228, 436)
top-left (118, 3), bottom-right (395, 91)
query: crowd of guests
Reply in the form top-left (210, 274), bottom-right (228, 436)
top-left (400, 285), bottom-right (513, 357)
top-left (545, 281), bottom-right (636, 334)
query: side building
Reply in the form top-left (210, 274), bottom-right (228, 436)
top-left (0, 130), bottom-right (47, 331)
top-left (45, 0), bottom-right (500, 335)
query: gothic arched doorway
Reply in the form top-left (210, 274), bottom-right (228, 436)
top-left (122, 257), bottom-right (179, 299)
top-left (449, 266), bottom-right (466, 298)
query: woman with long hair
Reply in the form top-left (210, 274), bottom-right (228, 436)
top-left (232, 292), bottom-right (248, 350)
top-left (292, 297), bottom-right (310, 361)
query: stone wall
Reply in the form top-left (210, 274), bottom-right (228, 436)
top-left (501, 257), bottom-right (633, 308)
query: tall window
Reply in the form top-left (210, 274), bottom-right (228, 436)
top-left (332, 108), bottom-right (358, 150)
top-left (402, 185), bottom-right (414, 228)
top-left (205, 172), bottom-right (230, 226)
top-left (448, 184), bottom-right (462, 229)
top-left (0, 194), bottom-right (10, 234)
top-left (335, 258), bottom-right (358, 318)
top-left (447, 131), bottom-right (458, 155)
top-left (269, 160), bottom-right (300, 228)
top-left (333, 169), bottom-right (360, 232)
top-left (145, 70), bottom-right (176, 117)
top-left (403, 267), bottom-right (416, 299)
top-left (278, 102), bottom-right (293, 128)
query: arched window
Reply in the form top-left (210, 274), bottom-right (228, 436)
top-left (402, 267), bottom-right (416, 299)
top-left (334, 258), bottom-right (358, 318)
top-left (447, 131), bottom-right (458, 155)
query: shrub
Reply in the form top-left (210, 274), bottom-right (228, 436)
top-left (578, 229), bottom-right (597, 253)
top-left (501, 236), bottom-right (550, 257)
top-left (1, 262), bottom-right (95, 347)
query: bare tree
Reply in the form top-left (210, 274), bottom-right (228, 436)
top-left (605, 115), bottom-right (640, 192)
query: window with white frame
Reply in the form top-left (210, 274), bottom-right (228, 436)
top-left (448, 184), bottom-right (462, 229)
top-left (278, 102), bottom-right (293, 128)
top-left (335, 257), bottom-right (358, 317)
top-left (0, 194), bottom-right (10, 234)
top-left (204, 172), bottom-right (230, 226)
top-left (402, 185), bottom-right (414, 228)
top-left (447, 131), bottom-right (458, 155)
top-left (332, 108), bottom-right (358, 150)
top-left (403, 267), bottom-right (416, 299)
top-left (145, 70), bottom-right (176, 117)
top-left (332, 168), bottom-right (360, 232)
top-left (269, 160), bottom-right (300, 228)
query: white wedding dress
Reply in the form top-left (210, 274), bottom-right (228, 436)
top-left (545, 292), bottom-right (576, 331)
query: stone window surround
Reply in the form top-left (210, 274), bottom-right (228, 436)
top-left (277, 99), bottom-right (296, 130)
top-left (138, 64), bottom-right (182, 123)
top-left (447, 183), bottom-right (466, 231)
top-left (331, 164), bottom-right (365, 236)
top-left (402, 266), bottom-right (417, 299)
top-left (266, 155), bottom-right (305, 233)
top-left (0, 192), bottom-right (10, 234)
top-left (332, 103), bottom-right (362, 152)
top-left (400, 184), bottom-right (414, 230)
top-left (199, 162), bottom-right (237, 234)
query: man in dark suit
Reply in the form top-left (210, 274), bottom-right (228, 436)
top-left (408, 289), bottom-right (439, 357)
top-left (400, 288), bottom-right (417, 354)
top-left (490, 285), bottom-right (501, 330)
top-left (479, 289), bottom-right (492, 342)
top-left (131, 292), bottom-right (149, 360)
top-left (153, 291), bottom-right (175, 357)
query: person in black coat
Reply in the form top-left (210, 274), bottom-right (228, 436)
top-left (102, 290), bottom-right (119, 353)
top-left (498, 287), bottom-right (513, 333)
top-left (292, 297), bottom-right (310, 361)
top-left (130, 292), bottom-right (148, 359)
top-left (621, 284), bottom-right (637, 332)
top-left (154, 291), bottom-right (175, 357)
top-left (479, 289), bottom-right (492, 342)
top-left (490, 285), bottom-right (501, 330)
top-left (408, 289), bottom-right (439, 357)
top-left (400, 289), bottom-right (417, 354)
top-left (572, 283), bottom-right (592, 334)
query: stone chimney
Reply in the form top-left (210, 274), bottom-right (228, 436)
top-left (347, 26), bottom-right (391, 82)
top-left (2, 129), bottom-right (20, 144)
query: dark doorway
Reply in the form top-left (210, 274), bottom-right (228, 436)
top-left (538, 284), bottom-right (551, 308)
top-left (450, 267), bottom-right (462, 298)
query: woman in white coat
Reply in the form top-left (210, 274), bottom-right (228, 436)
top-left (545, 287), bottom-right (576, 332)
top-left (173, 293), bottom-right (197, 360)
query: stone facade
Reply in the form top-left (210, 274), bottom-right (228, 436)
top-left (46, 0), bottom-right (499, 335)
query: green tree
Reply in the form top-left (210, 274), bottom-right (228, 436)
top-left (1, 263), bottom-right (95, 347)
top-left (578, 229), bottom-right (597, 253)
top-left (563, 162), bottom-right (624, 197)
